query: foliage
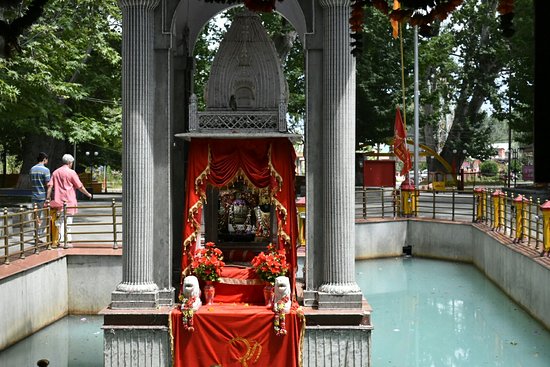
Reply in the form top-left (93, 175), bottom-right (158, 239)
top-left (190, 242), bottom-right (225, 282)
top-left (480, 160), bottom-right (499, 176)
top-left (251, 243), bottom-right (288, 284)
top-left (0, 0), bottom-right (122, 169)
top-left (357, 0), bottom-right (534, 171)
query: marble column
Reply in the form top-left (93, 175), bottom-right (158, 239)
top-left (317, 0), bottom-right (362, 308)
top-left (111, 0), bottom-right (160, 309)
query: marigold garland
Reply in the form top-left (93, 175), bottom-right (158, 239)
top-left (179, 296), bottom-right (198, 332)
top-left (273, 295), bottom-right (290, 336)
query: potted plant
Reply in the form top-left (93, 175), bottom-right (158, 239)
top-left (190, 242), bottom-right (225, 305)
top-left (251, 244), bottom-right (289, 307)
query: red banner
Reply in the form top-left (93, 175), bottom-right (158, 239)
top-left (393, 107), bottom-right (411, 175)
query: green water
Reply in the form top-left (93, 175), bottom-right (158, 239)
top-left (2, 258), bottom-right (549, 366)
top-left (358, 257), bottom-right (550, 367)
top-left (0, 315), bottom-right (103, 367)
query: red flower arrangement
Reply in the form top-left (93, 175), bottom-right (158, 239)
top-left (251, 243), bottom-right (289, 284)
top-left (190, 242), bottom-right (225, 282)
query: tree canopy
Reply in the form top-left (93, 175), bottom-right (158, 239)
top-left (0, 0), bottom-right (122, 182)
top-left (355, 0), bottom-right (534, 171)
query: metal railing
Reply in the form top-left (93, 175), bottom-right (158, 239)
top-left (1, 199), bottom-right (122, 265)
top-left (354, 187), bottom-right (546, 254)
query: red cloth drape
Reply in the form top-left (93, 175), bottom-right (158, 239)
top-left (181, 138), bottom-right (298, 295)
top-left (171, 305), bottom-right (304, 367)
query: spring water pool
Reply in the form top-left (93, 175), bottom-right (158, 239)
top-left (1, 257), bottom-right (549, 366)
top-left (0, 315), bottom-right (103, 367)
top-left (358, 257), bottom-right (550, 366)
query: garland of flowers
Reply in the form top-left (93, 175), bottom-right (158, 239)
top-left (179, 296), bottom-right (197, 332)
top-left (273, 295), bottom-right (289, 336)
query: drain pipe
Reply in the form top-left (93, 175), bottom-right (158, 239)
top-left (402, 243), bottom-right (412, 257)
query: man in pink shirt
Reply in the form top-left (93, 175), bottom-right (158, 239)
top-left (46, 154), bottom-right (92, 247)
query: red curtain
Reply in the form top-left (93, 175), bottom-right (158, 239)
top-left (181, 138), bottom-right (299, 294)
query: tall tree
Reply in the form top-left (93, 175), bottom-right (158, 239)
top-left (355, 0), bottom-right (534, 173)
top-left (0, 0), bottom-right (122, 186)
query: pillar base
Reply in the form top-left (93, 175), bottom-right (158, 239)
top-left (110, 290), bottom-right (159, 309)
top-left (157, 288), bottom-right (175, 306)
top-left (316, 291), bottom-right (364, 309)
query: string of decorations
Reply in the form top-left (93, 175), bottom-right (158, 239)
top-left (197, 0), bottom-right (515, 56)
top-left (349, 0), bottom-right (515, 55)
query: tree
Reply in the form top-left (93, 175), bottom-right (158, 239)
top-left (0, 0), bottom-right (122, 187)
top-left (355, 0), bottom-right (534, 173)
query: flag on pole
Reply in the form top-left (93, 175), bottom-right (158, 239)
top-left (391, 0), bottom-right (400, 39)
top-left (393, 107), bottom-right (412, 175)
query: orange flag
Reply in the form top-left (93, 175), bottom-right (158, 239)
top-left (393, 107), bottom-right (411, 175)
top-left (391, 0), bottom-right (400, 39)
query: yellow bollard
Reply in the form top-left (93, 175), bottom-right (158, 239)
top-left (296, 197), bottom-right (306, 247)
top-left (540, 200), bottom-right (550, 257)
top-left (474, 187), bottom-right (486, 222)
top-left (50, 208), bottom-right (59, 248)
top-left (492, 190), bottom-right (503, 230)
top-left (513, 195), bottom-right (529, 243)
top-left (400, 183), bottom-right (416, 217)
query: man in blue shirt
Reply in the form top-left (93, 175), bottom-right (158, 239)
top-left (30, 152), bottom-right (50, 237)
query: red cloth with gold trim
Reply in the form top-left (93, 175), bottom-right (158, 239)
top-left (171, 304), bottom-right (304, 367)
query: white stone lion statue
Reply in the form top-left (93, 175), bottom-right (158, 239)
top-left (273, 276), bottom-right (291, 314)
top-left (182, 275), bottom-right (202, 311)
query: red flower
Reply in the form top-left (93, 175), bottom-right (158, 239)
top-left (190, 242), bottom-right (225, 282)
top-left (251, 243), bottom-right (289, 284)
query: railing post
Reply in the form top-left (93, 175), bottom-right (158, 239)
top-left (46, 202), bottom-right (52, 250)
top-left (33, 203), bottom-right (40, 254)
top-left (540, 200), bottom-right (550, 257)
top-left (3, 208), bottom-right (9, 264)
top-left (112, 198), bottom-right (118, 249)
top-left (451, 190), bottom-right (455, 221)
top-left (483, 192), bottom-right (491, 224)
top-left (513, 195), bottom-right (529, 244)
top-left (491, 190), bottom-right (503, 231)
top-left (432, 190), bottom-right (436, 219)
top-left (62, 202), bottom-right (68, 249)
top-left (535, 198), bottom-right (541, 250)
top-left (400, 183), bottom-right (415, 217)
top-left (362, 188), bottom-right (367, 219)
top-left (381, 189), bottom-right (385, 218)
top-left (527, 197), bottom-right (533, 246)
top-left (393, 189), bottom-right (398, 218)
top-left (19, 205), bottom-right (25, 259)
top-left (473, 187), bottom-right (486, 223)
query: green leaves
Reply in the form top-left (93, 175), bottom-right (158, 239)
top-left (0, 0), bottom-right (122, 166)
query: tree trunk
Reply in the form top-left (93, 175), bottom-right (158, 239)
top-left (16, 134), bottom-right (67, 189)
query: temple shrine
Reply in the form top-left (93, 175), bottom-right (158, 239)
top-left (103, 1), bottom-right (371, 366)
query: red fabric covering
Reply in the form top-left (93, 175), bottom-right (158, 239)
top-left (181, 138), bottom-right (299, 295)
top-left (225, 249), bottom-right (258, 263)
top-left (212, 266), bottom-right (265, 304)
top-left (171, 305), bottom-right (304, 367)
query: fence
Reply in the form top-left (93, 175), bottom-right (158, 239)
top-left (2, 188), bottom-right (547, 265)
top-left (355, 187), bottom-right (547, 254)
top-left (1, 199), bottom-right (122, 265)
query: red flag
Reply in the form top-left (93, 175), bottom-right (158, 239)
top-left (393, 107), bottom-right (411, 175)
top-left (391, 0), bottom-right (400, 39)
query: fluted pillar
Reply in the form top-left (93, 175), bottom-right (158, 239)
top-left (317, 0), bottom-right (362, 308)
top-left (111, 0), bottom-right (160, 308)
